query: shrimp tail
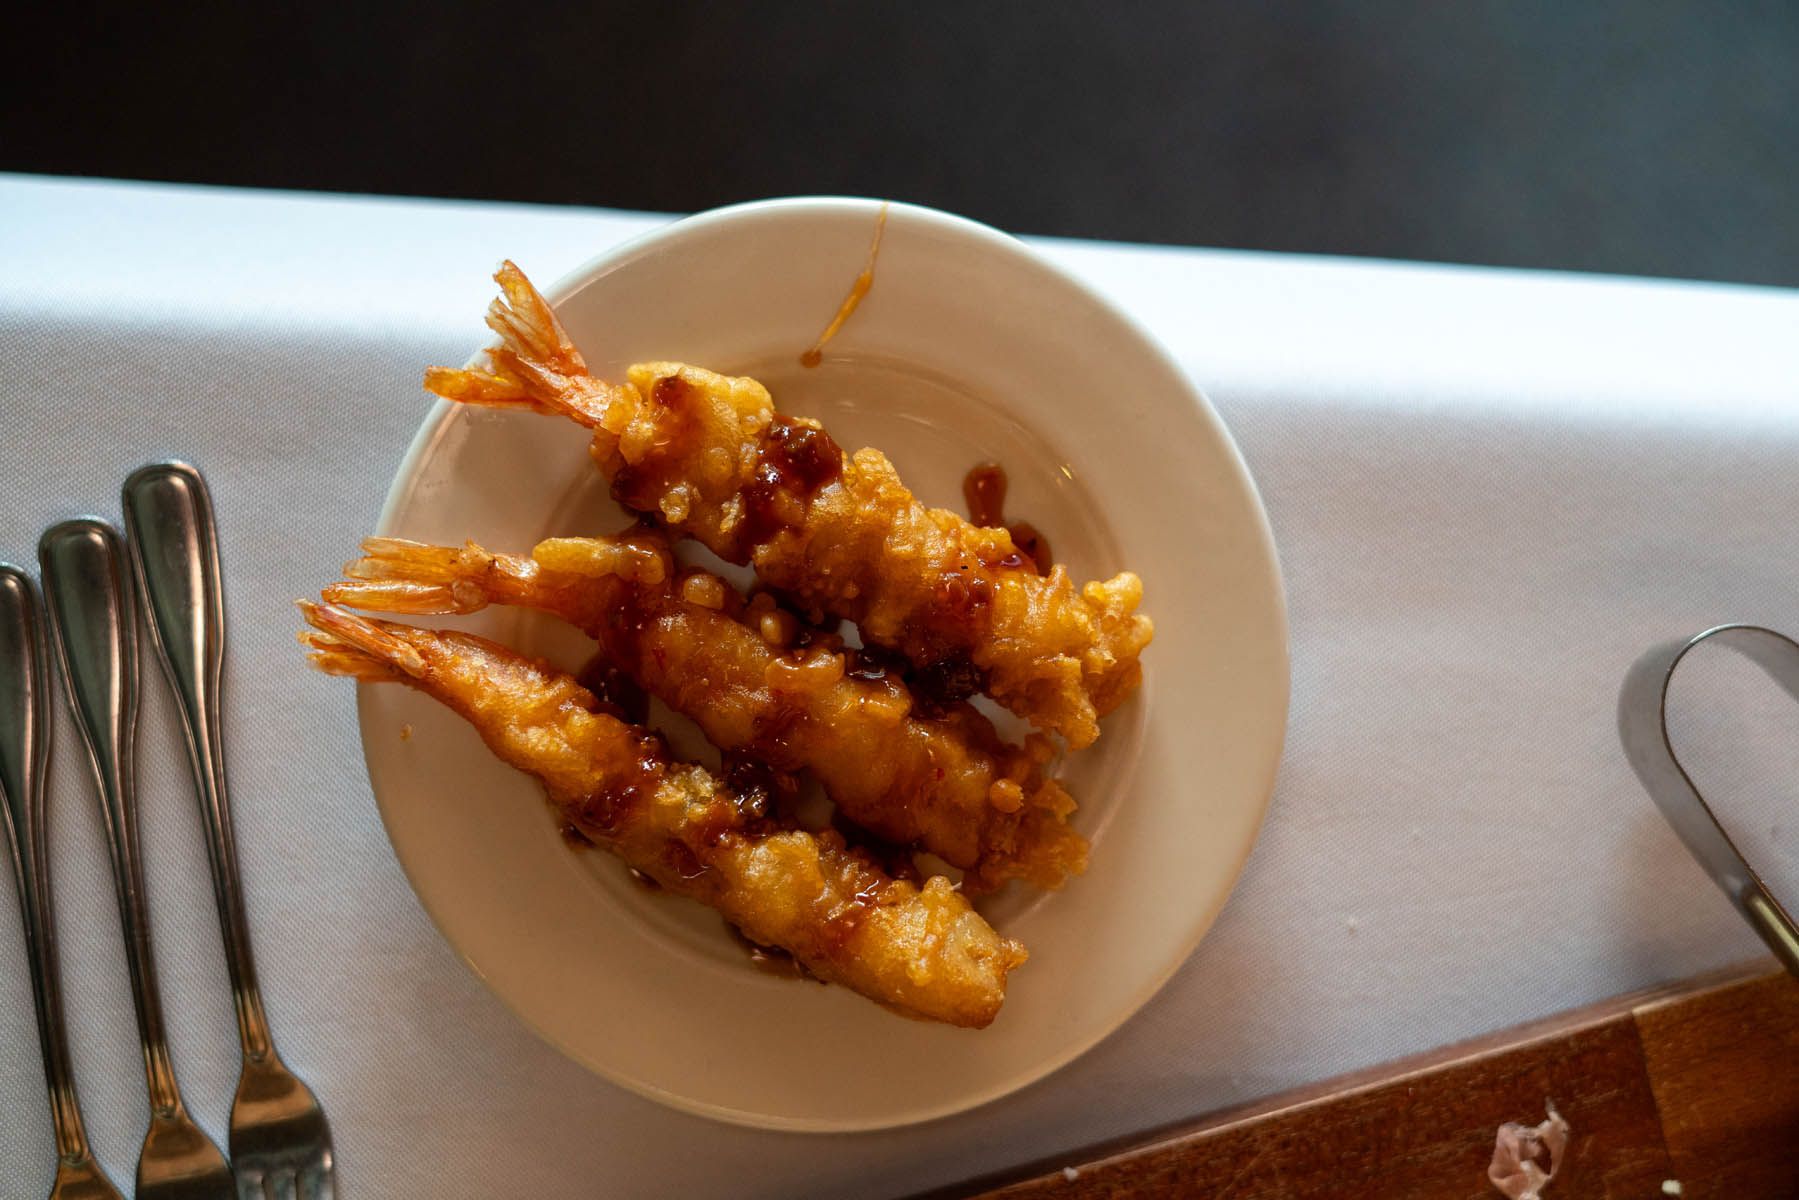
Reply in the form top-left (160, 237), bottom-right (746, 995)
top-left (423, 260), bottom-right (622, 427)
top-left (297, 632), bottom-right (404, 682)
top-left (325, 538), bottom-right (500, 615)
top-left (297, 601), bottom-right (427, 680)
top-left (324, 533), bottom-right (671, 624)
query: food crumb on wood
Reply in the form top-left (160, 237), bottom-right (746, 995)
top-left (400, 723), bottom-right (413, 741)
top-left (1061, 1166), bottom-right (1079, 1182)
top-left (1661, 1183), bottom-right (1682, 1197)
top-left (1487, 1098), bottom-right (1569, 1199)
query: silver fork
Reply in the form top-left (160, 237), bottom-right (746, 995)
top-left (123, 462), bottom-right (336, 1200)
top-left (0, 566), bottom-right (126, 1200)
top-left (39, 519), bottom-right (236, 1200)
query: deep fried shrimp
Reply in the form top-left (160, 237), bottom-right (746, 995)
top-left (423, 261), bottom-right (1152, 747)
top-left (324, 531), bottom-right (1087, 891)
top-left (299, 602), bottom-right (1026, 1027)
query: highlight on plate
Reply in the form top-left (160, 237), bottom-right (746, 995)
top-left (301, 259), bottom-right (1153, 1028)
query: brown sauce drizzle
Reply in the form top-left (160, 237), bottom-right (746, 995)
top-left (1007, 522), bottom-right (1051, 571)
top-left (788, 618), bottom-right (847, 654)
top-left (576, 652), bottom-right (650, 726)
top-left (963, 462), bottom-right (1007, 529)
top-left (575, 732), bottom-right (667, 834)
top-left (800, 202), bottom-right (890, 368)
top-left (766, 420), bottom-right (844, 491)
top-left (720, 754), bottom-right (789, 822)
top-left (737, 417), bottom-right (846, 551)
top-left (742, 701), bottom-right (809, 772)
top-left (961, 461), bottom-right (1052, 574)
top-left (560, 822), bottom-right (596, 850)
top-left (665, 841), bottom-right (710, 880)
top-left (650, 375), bottom-right (689, 408)
top-left (933, 571), bottom-right (994, 620)
top-left (843, 642), bottom-right (908, 683)
top-left (614, 765), bottom-right (791, 895)
top-left (590, 575), bottom-right (662, 687)
top-left (610, 375), bottom-right (701, 513)
top-left (909, 654), bottom-right (985, 714)
top-left (914, 567), bottom-right (997, 677)
top-left (847, 635), bottom-right (981, 713)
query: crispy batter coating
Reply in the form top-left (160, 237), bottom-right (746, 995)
top-left (324, 531), bottom-right (1088, 891)
top-left (299, 602), bottom-right (1026, 1027)
top-left (423, 261), bottom-right (1153, 748)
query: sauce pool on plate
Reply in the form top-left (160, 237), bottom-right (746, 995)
top-left (961, 462), bottom-right (1052, 574)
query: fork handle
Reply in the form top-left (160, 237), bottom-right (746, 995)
top-left (123, 461), bottom-right (275, 1063)
top-left (0, 566), bottom-right (97, 1161)
top-left (39, 519), bottom-right (184, 1116)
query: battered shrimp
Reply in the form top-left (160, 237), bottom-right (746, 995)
top-left (298, 602), bottom-right (1026, 1027)
top-left (423, 261), bottom-right (1152, 748)
top-left (324, 530), bottom-right (1088, 891)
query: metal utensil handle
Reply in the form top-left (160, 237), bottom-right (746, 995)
top-left (123, 461), bottom-right (273, 1062)
top-left (1619, 623), bottom-right (1799, 977)
top-left (39, 519), bottom-right (183, 1115)
top-left (0, 566), bottom-right (95, 1160)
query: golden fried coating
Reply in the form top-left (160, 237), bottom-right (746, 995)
top-left (423, 261), bottom-right (1153, 748)
top-left (299, 602), bottom-right (1026, 1027)
top-left (324, 531), bottom-right (1088, 891)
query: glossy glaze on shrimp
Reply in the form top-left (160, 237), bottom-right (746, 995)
top-left (423, 262), bottom-right (1152, 748)
top-left (299, 602), bottom-right (1026, 1027)
top-left (323, 530), bottom-right (1088, 891)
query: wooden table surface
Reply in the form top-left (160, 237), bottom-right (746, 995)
top-left (918, 961), bottom-right (1798, 1200)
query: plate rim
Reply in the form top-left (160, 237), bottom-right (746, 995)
top-left (357, 195), bottom-right (1291, 1131)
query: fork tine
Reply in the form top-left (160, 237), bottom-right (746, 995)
top-left (235, 1168), bottom-right (265, 1200)
top-left (264, 1171), bottom-right (299, 1200)
top-left (297, 1161), bottom-right (335, 1200)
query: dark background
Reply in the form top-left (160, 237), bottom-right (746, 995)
top-left (7, 1), bottom-right (1796, 287)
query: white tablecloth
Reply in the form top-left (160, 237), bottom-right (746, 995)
top-left (2, 174), bottom-right (1797, 1197)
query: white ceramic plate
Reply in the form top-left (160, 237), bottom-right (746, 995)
top-left (359, 198), bottom-right (1287, 1131)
